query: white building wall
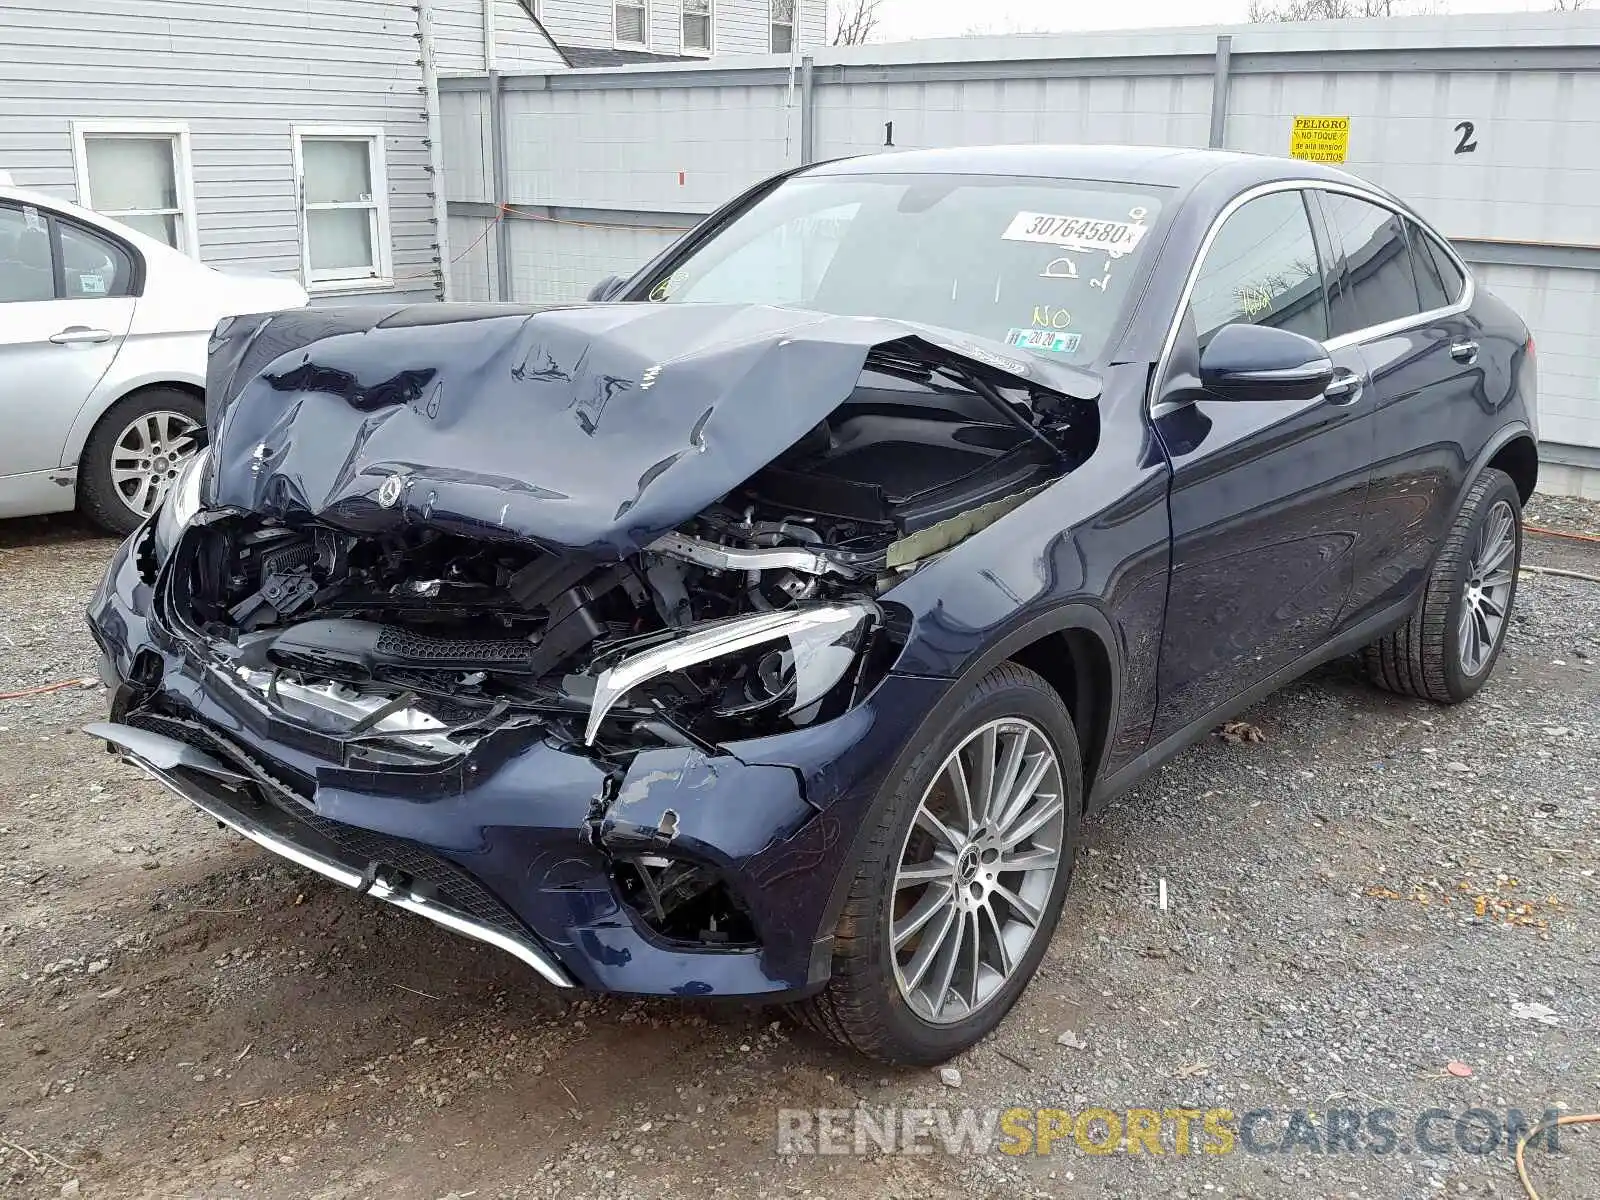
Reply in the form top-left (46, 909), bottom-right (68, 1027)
top-left (0, 0), bottom-right (442, 302)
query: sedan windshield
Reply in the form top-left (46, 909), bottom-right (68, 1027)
top-left (644, 172), bottom-right (1168, 364)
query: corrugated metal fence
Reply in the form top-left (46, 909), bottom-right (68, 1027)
top-left (437, 13), bottom-right (1600, 488)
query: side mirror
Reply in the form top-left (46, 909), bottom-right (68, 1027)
top-left (586, 274), bottom-right (626, 302)
top-left (1198, 323), bottom-right (1335, 403)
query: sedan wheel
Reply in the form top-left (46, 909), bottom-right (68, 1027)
top-left (892, 718), bottom-right (1065, 1024)
top-left (77, 387), bottom-right (207, 536)
top-left (109, 410), bottom-right (201, 520)
top-left (793, 663), bottom-right (1081, 1065)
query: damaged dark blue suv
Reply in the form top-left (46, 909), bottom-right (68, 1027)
top-left (87, 146), bottom-right (1538, 1064)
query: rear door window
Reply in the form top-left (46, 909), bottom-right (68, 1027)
top-left (58, 219), bottom-right (135, 299)
top-left (1421, 230), bottom-right (1467, 306)
top-left (0, 203), bottom-right (56, 303)
top-left (1189, 189), bottom-right (1329, 349)
top-left (1320, 193), bottom-right (1423, 336)
top-left (1407, 220), bottom-right (1452, 313)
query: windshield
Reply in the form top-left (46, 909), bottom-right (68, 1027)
top-left (642, 172), bottom-right (1168, 364)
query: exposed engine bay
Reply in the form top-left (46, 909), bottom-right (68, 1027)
top-left (163, 347), bottom-right (1096, 768)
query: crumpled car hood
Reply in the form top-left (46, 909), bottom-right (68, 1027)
top-left (205, 302), bottom-right (1095, 558)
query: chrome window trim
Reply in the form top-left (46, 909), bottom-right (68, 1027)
top-left (1149, 178), bottom-right (1476, 415)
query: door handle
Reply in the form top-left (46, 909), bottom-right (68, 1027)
top-left (1450, 340), bottom-right (1480, 364)
top-left (49, 326), bottom-right (114, 345)
top-left (1323, 371), bottom-right (1364, 405)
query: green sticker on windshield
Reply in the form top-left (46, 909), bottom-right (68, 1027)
top-left (1006, 328), bottom-right (1081, 354)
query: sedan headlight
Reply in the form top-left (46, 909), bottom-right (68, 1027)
top-left (152, 449), bottom-right (210, 561)
top-left (584, 602), bottom-right (878, 745)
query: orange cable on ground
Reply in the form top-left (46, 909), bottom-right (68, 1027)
top-left (1516, 1112), bottom-right (1600, 1200)
top-left (0, 679), bottom-right (83, 702)
top-left (1524, 522), bottom-right (1600, 545)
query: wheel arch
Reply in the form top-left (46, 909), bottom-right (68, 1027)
top-left (806, 601), bottom-right (1123, 1002)
top-left (1484, 432), bottom-right (1538, 505)
top-left (74, 380), bottom-right (205, 476)
top-left (812, 603), bottom-right (1123, 962)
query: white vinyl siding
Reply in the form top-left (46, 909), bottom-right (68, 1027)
top-left (0, 0), bottom-right (440, 304)
top-left (70, 121), bottom-right (199, 255)
top-left (292, 126), bottom-right (393, 291)
top-left (431, 0), bottom-right (566, 73)
top-left (537, 0), bottom-right (822, 53)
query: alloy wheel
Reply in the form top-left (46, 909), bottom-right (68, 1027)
top-left (891, 717), bottom-right (1065, 1025)
top-left (109, 410), bottom-right (200, 519)
top-left (1459, 498), bottom-right (1517, 676)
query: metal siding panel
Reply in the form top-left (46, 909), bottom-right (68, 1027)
top-left (507, 216), bottom-right (678, 302)
top-left (442, 89), bottom-right (495, 201)
top-left (0, 0), bottom-right (440, 298)
top-left (501, 83), bottom-right (794, 210)
top-left (449, 213), bottom-right (500, 300)
top-left (1474, 263), bottom-right (1600, 452)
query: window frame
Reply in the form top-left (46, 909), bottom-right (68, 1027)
top-left (69, 120), bottom-right (199, 258)
top-left (1412, 221), bottom-right (1467, 307)
top-left (613, 0), bottom-right (650, 49)
top-left (1151, 179), bottom-right (1475, 416)
top-left (682, 0), bottom-right (714, 55)
top-left (289, 124), bottom-right (393, 294)
top-left (0, 198), bottom-right (146, 304)
top-left (1187, 188), bottom-right (1331, 353)
top-left (770, 0), bottom-right (795, 53)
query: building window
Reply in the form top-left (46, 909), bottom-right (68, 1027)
top-left (70, 122), bottom-right (198, 256)
top-left (683, 0), bottom-right (712, 53)
top-left (771, 0), bottom-right (795, 53)
top-left (614, 1), bottom-right (648, 46)
top-left (291, 126), bottom-right (392, 291)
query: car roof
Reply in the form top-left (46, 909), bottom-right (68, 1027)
top-left (806, 144), bottom-right (1379, 194)
top-left (0, 181), bottom-right (212, 266)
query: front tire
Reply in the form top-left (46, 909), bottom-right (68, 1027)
top-left (78, 388), bottom-right (204, 536)
top-left (794, 663), bottom-right (1082, 1065)
top-left (1363, 467), bottom-right (1522, 703)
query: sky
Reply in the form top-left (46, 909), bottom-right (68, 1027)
top-left (870, 0), bottom-right (1555, 40)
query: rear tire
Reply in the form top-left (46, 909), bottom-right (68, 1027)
top-left (1362, 467), bottom-right (1521, 704)
top-left (78, 388), bottom-right (204, 536)
top-left (793, 663), bottom-right (1082, 1065)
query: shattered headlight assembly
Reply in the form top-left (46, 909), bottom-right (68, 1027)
top-left (584, 603), bottom-right (879, 746)
top-left (151, 447), bottom-right (211, 562)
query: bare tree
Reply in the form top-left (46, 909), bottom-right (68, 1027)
top-left (832, 0), bottom-right (882, 45)
top-left (1550, 0), bottom-right (1589, 10)
top-left (963, 19), bottom-right (1059, 35)
top-left (1247, 0), bottom-right (1439, 18)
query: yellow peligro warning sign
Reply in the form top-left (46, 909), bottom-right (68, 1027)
top-left (1289, 116), bottom-right (1350, 164)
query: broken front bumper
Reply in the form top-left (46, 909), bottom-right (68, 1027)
top-left (86, 530), bottom-right (947, 1000)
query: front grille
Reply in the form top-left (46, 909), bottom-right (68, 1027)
top-left (127, 710), bottom-right (534, 946)
top-left (291, 807), bottom-right (532, 946)
top-left (375, 625), bottom-right (535, 666)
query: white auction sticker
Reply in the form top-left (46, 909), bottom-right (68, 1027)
top-left (1002, 211), bottom-right (1148, 258)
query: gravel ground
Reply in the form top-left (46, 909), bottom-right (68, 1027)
top-left (1, 500), bottom-right (1597, 1200)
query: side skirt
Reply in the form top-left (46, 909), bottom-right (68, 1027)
top-left (1089, 595), bottom-right (1418, 810)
